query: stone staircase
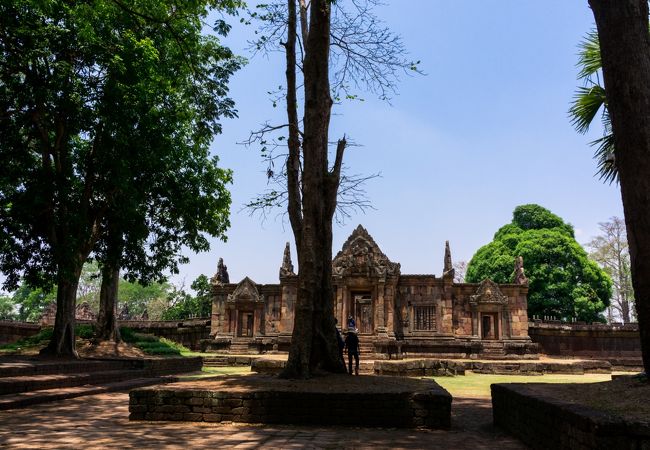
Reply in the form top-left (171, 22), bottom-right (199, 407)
top-left (202, 355), bottom-right (229, 367)
top-left (0, 356), bottom-right (201, 410)
top-left (229, 338), bottom-right (252, 354)
top-left (481, 341), bottom-right (506, 359)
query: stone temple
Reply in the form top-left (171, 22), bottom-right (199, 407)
top-left (207, 225), bottom-right (537, 358)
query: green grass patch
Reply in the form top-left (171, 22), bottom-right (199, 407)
top-left (431, 372), bottom-right (613, 399)
top-left (119, 327), bottom-right (190, 356)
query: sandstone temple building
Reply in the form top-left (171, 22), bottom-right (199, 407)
top-left (207, 225), bottom-right (537, 358)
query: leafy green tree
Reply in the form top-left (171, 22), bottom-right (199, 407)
top-left (11, 284), bottom-right (57, 323)
top-left (0, 294), bottom-right (17, 321)
top-left (162, 275), bottom-right (212, 320)
top-left (117, 280), bottom-right (172, 320)
top-left (466, 204), bottom-right (612, 322)
top-left (0, 0), bottom-right (239, 355)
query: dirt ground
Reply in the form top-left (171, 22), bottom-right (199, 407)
top-left (153, 372), bottom-right (445, 394)
top-left (77, 341), bottom-right (145, 358)
top-left (0, 391), bottom-right (526, 449)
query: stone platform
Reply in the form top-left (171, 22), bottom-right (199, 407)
top-left (0, 355), bottom-right (202, 410)
top-left (492, 382), bottom-right (650, 449)
top-left (129, 374), bottom-right (452, 429)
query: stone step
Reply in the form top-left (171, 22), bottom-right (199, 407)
top-left (0, 358), bottom-right (138, 378)
top-left (202, 360), bottom-right (229, 367)
top-left (0, 376), bottom-right (178, 411)
top-left (0, 369), bottom-right (152, 395)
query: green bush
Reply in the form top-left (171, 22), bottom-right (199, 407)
top-left (76, 324), bottom-right (95, 339)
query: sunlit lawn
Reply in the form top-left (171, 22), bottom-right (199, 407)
top-left (176, 365), bottom-right (252, 381)
top-left (431, 372), bottom-right (613, 399)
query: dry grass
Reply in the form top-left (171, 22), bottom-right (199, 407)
top-left (524, 375), bottom-right (650, 423)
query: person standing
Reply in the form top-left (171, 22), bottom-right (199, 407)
top-left (344, 329), bottom-right (360, 375)
top-left (335, 318), bottom-right (345, 366)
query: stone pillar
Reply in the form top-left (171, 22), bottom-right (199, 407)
top-left (385, 284), bottom-right (395, 336)
top-left (376, 281), bottom-right (387, 336)
top-left (341, 287), bottom-right (349, 327)
top-left (502, 305), bottom-right (512, 339)
top-left (471, 308), bottom-right (478, 337)
top-left (253, 307), bottom-right (261, 336)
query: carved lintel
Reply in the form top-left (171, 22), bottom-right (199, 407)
top-left (470, 279), bottom-right (508, 305)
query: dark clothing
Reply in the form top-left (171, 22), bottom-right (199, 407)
top-left (347, 318), bottom-right (356, 329)
top-left (345, 332), bottom-right (359, 353)
top-left (336, 328), bottom-right (345, 364)
top-left (344, 332), bottom-right (360, 375)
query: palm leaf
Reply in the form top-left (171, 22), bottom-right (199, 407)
top-left (591, 129), bottom-right (617, 184)
top-left (569, 84), bottom-right (607, 134)
top-left (576, 31), bottom-right (602, 81)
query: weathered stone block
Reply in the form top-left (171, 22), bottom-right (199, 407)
top-left (183, 413), bottom-right (203, 421)
top-left (129, 405), bottom-right (147, 414)
top-left (187, 397), bottom-right (204, 406)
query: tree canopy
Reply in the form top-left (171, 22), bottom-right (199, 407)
top-left (466, 204), bottom-right (612, 322)
top-left (0, 0), bottom-right (240, 355)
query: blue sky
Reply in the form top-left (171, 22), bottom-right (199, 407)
top-left (175, 1), bottom-right (623, 287)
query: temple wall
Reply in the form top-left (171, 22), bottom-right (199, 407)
top-left (394, 276), bottom-right (443, 335)
top-left (529, 321), bottom-right (641, 357)
top-left (452, 285), bottom-right (475, 336)
top-left (501, 285), bottom-right (530, 339)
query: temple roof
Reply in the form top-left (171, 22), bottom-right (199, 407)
top-left (332, 225), bottom-right (400, 278)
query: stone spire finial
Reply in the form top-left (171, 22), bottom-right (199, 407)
top-left (280, 242), bottom-right (295, 277)
top-left (215, 257), bottom-right (229, 284)
top-left (513, 256), bottom-right (529, 285)
top-left (443, 240), bottom-right (455, 279)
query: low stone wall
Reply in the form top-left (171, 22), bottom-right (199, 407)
top-left (252, 357), bottom-right (612, 377)
top-left (529, 321), bottom-right (641, 359)
top-left (139, 356), bottom-right (203, 376)
top-left (0, 321), bottom-right (41, 345)
top-left (374, 359), bottom-right (466, 376)
top-left (492, 383), bottom-right (650, 449)
top-left (129, 375), bottom-right (452, 428)
top-left (119, 319), bottom-right (210, 351)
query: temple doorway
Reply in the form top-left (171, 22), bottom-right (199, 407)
top-left (238, 312), bottom-right (254, 337)
top-left (481, 313), bottom-right (499, 340)
top-left (353, 292), bottom-right (373, 334)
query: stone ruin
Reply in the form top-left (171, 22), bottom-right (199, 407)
top-left (206, 225), bottom-right (538, 359)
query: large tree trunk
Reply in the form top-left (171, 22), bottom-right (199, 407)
top-left (96, 263), bottom-right (121, 342)
top-left (589, 0), bottom-right (650, 375)
top-left (40, 264), bottom-right (83, 358)
top-left (280, 0), bottom-right (346, 378)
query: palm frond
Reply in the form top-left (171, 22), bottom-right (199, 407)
top-left (591, 131), bottom-right (618, 184)
top-left (569, 84), bottom-right (607, 134)
top-left (577, 30), bottom-right (601, 81)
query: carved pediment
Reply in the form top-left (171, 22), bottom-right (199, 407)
top-left (470, 279), bottom-right (508, 305)
top-left (332, 225), bottom-right (400, 278)
top-left (227, 277), bottom-right (263, 303)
